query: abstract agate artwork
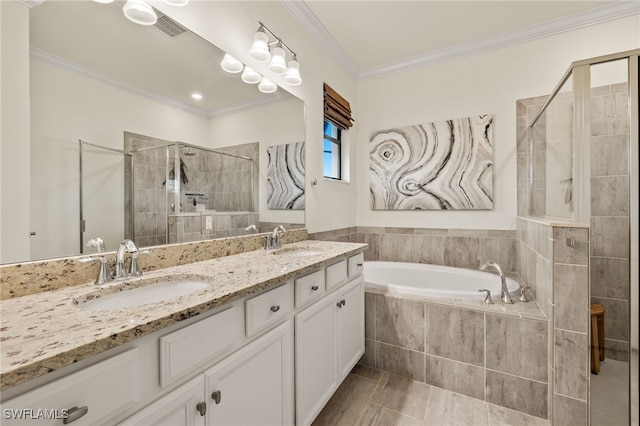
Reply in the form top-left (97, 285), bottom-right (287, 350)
top-left (370, 115), bottom-right (493, 210)
top-left (267, 142), bottom-right (305, 210)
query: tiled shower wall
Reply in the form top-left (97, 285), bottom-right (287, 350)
top-left (590, 83), bottom-right (630, 362)
top-left (518, 218), bottom-right (590, 424)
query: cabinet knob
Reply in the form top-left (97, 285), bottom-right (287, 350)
top-left (357, 263), bottom-right (363, 267)
top-left (63, 406), bottom-right (88, 424)
top-left (270, 305), bottom-right (280, 313)
top-left (341, 299), bottom-right (346, 307)
top-left (196, 401), bottom-right (207, 416)
top-left (337, 299), bottom-right (346, 308)
top-left (311, 285), bottom-right (319, 291)
top-left (212, 390), bottom-right (222, 405)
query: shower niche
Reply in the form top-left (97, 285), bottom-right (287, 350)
top-left (123, 132), bottom-right (259, 246)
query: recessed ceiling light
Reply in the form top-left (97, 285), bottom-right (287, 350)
top-left (191, 93), bottom-right (203, 100)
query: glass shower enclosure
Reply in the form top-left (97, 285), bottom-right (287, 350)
top-left (524, 50), bottom-right (638, 425)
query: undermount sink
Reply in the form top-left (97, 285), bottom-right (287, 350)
top-left (74, 278), bottom-right (209, 311)
top-left (271, 247), bottom-right (323, 258)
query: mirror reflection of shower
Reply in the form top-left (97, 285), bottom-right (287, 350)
top-left (124, 132), bottom-right (259, 247)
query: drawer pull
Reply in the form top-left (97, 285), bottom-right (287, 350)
top-left (337, 299), bottom-right (346, 308)
top-left (357, 263), bottom-right (363, 267)
top-left (196, 401), bottom-right (207, 416)
top-left (342, 298), bottom-right (347, 306)
top-left (311, 285), bottom-right (319, 291)
top-left (63, 406), bottom-right (88, 424)
top-left (212, 390), bottom-right (222, 404)
top-left (270, 305), bottom-right (280, 313)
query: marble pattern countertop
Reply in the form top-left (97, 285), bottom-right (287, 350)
top-left (0, 240), bottom-right (366, 391)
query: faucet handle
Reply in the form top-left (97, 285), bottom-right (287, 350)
top-left (478, 289), bottom-right (493, 305)
top-left (130, 249), bottom-right (152, 276)
top-left (79, 256), bottom-right (113, 285)
top-left (518, 285), bottom-right (530, 302)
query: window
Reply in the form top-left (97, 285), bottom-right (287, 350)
top-left (323, 120), bottom-right (341, 180)
top-left (323, 83), bottom-right (354, 181)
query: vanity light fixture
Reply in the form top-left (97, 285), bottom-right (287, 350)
top-left (258, 77), bottom-right (277, 94)
top-left (249, 26), bottom-right (271, 63)
top-left (248, 22), bottom-right (302, 85)
top-left (122, 0), bottom-right (157, 26)
top-left (220, 54), bottom-right (244, 73)
top-left (283, 56), bottom-right (302, 86)
top-left (241, 66), bottom-right (261, 84)
top-left (191, 93), bottom-right (203, 100)
top-left (95, 0), bottom-right (188, 26)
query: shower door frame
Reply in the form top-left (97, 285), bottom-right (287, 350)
top-left (527, 48), bottom-right (639, 425)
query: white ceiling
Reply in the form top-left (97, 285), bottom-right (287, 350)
top-left (285, 0), bottom-right (639, 80)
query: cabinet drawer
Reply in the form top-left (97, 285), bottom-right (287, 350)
top-left (326, 260), bottom-right (347, 291)
top-left (3, 349), bottom-right (140, 426)
top-left (160, 305), bottom-right (243, 387)
top-left (347, 253), bottom-right (365, 277)
top-left (295, 269), bottom-right (326, 308)
top-left (246, 282), bottom-right (292, 338)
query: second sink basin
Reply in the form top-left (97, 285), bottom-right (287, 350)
top-left (75, 278), bottom-right (209, 311)
top-left (270, 247), bottom-right (323, 258)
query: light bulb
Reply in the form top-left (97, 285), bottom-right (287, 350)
top-left (241, 67), bottom-right (261, 84)
top-left (220, 54), bottom-right (243, 74)
top-left (258, 77), bottom-right (277, 94)
top-left (268, 44), bottom-right (287, 74)
top-left (283, 59), bottom-right (302, 86)
top-left (93, 0), bottom-right (115, 3)
top-left (122, 0), bottom-right (157, 26)
top-left (249, 30), bottom-right (271, 62)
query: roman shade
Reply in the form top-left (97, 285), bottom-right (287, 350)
top-left (323, 83), bottom-right (354, 130)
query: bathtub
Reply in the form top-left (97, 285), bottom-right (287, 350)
top-left (364, 261), bottom-right (521, 300)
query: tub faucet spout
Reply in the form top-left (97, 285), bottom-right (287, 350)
top-left (480, 261), bottom-right (513, 304)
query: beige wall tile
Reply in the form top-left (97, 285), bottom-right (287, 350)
top-left (412, 235), bottom-right (444, 265)
top-left (553, 394), bottom-right (587, 426)
top-left (590, 176), bottom-right (629, 217)
top-left (590, 257), bottom-right (630, 299)
top-left (554, 264), bottom-right (589, 333)
top-left (553, 228), bottom-right (589, 265)
top-left (376, 296), bottom-right (425, 351)
top-left (554, 330), bottom-right (588, 400)
top-left (443, 237), bottom-right (481, 269)
top-left (425, 304), bottom-right (484, 366)
top-left (591, 297), bottom-right (629, 342)
top-left (486, 315), bottom-right (548, 382)
top-left (425, 355), bottom-right (484, 400)
top-left (380, 234), bottom-right (413, 262)
top-left (590, 216), bottom-right (629, 258)
top-left (486, 370), bottom-right (548, 419)
top-left (376, 342), bottom-right (425, 382)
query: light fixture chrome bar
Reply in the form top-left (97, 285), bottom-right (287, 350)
top-left (258, 21), bottom-right (298, 59)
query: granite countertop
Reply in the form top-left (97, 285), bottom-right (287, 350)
top-left (0, 240), bottom-right (366, 391)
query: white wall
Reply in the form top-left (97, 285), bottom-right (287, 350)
top-left (30, 59), bottom-right (209, 260)
top-left (356, 14), bottom-right (640, 231)
top-left (208, 97), bottom-right (305, 225)
top-left (0, 1), bottom-right (31, 263)
top-left (151, 1), bottom-right (359, 234)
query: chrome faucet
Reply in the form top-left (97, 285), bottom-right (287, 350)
top-left (245, 224), bottom-right (259, 234)
top-left (115, 239), bottom-right (139, 279)
top-left (265, 225), bottom-right (286, 250)
top-left (79, 256), bottom-right (113, 285)
top-left (480, 261), bottom-right (513, 304)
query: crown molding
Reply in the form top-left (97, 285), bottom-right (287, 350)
top-left (279, 0), bottom-right (360, 81)
top-left (283, 1), bottom-right (639, 83)
top-left (360, 1), bottom-right (640, 81)
top-left (207, 92), bottom-right (291, 119)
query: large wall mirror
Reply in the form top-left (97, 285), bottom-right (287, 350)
top-left (9, 0), bottom-right (305, 264)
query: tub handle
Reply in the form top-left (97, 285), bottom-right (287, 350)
top-left (478, 289), bottom-right (493, 305)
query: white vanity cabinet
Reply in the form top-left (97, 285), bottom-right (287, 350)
top-left (205, 321), bottom-right (293, 426)
top-left (1, 349), bottom-right (140, 426)
top-left (119, 376), bottom-right (205, 426)
top-left (295, 271), bottom-right (364, 426)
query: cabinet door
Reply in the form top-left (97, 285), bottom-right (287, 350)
top-left (336, 276), bottom-right (365, 381)
top-left (120, 376), bottom-right (205, 426)
top-left (205, 322), bottom-right (293, 426)
top-left (295, 294), bottom-right (338, 426)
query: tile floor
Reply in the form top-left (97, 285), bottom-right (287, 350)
top-left (312, 365), bottom-right (550, 426)
top-left (590, 359), bottom-right (629, 426)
